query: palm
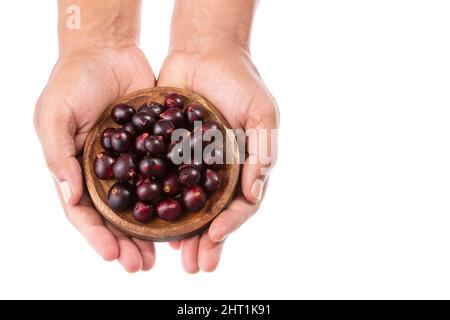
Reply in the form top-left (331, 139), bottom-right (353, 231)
top-left (45, 47), bottom-right (154, 152)
top-left (159, 51), bottom-right (264, 129)
top-left (36, 46), bottom-right (156, 272)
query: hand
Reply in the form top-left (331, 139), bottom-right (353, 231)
top-left (158, 45), bottom-right (279, 273)
top-left (34, 46), bottom-right (157, 272)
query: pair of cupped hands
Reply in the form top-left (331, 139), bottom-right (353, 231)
top-left (34, 44), bottom-right (279, 273)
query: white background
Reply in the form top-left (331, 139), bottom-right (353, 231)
top-left (0, 0), bottom-right (450, 299)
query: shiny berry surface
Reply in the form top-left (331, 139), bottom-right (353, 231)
top-left (131, 112), bottom-right (155, 132)
top-left (139, 102), bottom-right (165, 117)
top-left (133, 174), bottom-right (146, 187)
top-left (122, 123), bottom-right (138, 139)
top-left (160, 108), bottom-right (185, 128)
top-left (144, 135), bottom-right (165, 155)
top-left (139, 156), bottom-right (168, 178)
top-left (134, 132), bottom-right (149, 155)
top-left (100, 128), bottom-right (115, 152)
top-left (199, 120), bottom-right (221, 135)
top-left (111, 103), bottom-right (135, 124)
top-left (94, 152), bottom-right (115, 179)
top-left (178, 166), bottom-right (201, 187)
top-left (164, 93), bottom-right (184, 109)
top-left (111, 128), bottom-right (132, 153)
top-left (179, 160), bottom-right (204, 172)
top-left (107, 182), bottom-right (134, 212)
top-left (200, 121), bottom-right (222, 146)
top-left (156, 199), bottom-right (182, 221)
top-left (136, 179), bottom-right (161, 202)
top-left (182, 186), bottom-right (207, 212)
top-left (153, 120), bottom-right (175, 142)
top-left (162, 173), bottom-right (182, 196)
top-left (185, 104), bottom-right (205, 127)
top-left (113, 154), bottom-right (137, 181)
top-left (190, 131), bottom-right (207, 151)
top-left (203, 146), bottom-right (224, 168)
top-left (133, 202), bottom-right (154, 222)
top-left (166, 141), bottom-right (186, 165)
top-left (203, 169), bottom-right (222, 192)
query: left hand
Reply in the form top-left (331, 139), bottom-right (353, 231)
top-left (158, 45), bottom-right (279, 273)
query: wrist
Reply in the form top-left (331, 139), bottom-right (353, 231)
top-left (58, 0), bottom-right (142, 57)
top-left (169, 36), bottom-right (251, 57)
top-left (169, 0), bottom-right (257, 55)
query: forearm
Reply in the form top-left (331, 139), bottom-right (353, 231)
top-left (170, 0), bottom-right (259, 53)
top-left (58, 0), bottom-right (142, 56)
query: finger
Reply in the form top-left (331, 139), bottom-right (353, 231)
top-left (198, 232), bottom-right (225, 272)
top-left (64, 199), bottom-right (119, 262)
top-left (169, 241), bottom-right (181, 250)
top-left (181, 236), bottom-right (201, 274)
top-left (132, 238), bottom-right (156, 271)
top-left (209, 196), bottom-right (259, 243)
top-left (34, 97), bottom-right (83, 206)
top-left (241, 98), bottom-right (279, 203)
top-left (107, 224), bottom-right (143, 273)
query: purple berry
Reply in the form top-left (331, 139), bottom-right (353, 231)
top-left (160, 108), bottom-right (185, 128)
top-left (100, 128), bottom-right (115, 152)
top-left (113, 154), bottom-right (137, 181)
top-left (182, 186), bottom-right (207, 212)
top-left (185, 104), bottom-right (205, 127)
top-left (203, 169), bottom-right (222, 192)
top-left (139, 156), bottom-right (168, 179)
top-left (178, 166), bottom-right (201, 187)
top-left (144, 135), bottom-right (165, 155)
top-left (107, 182), bottom-right (134, 212)
top-left (111, 128), bottom-right (132, 153)
top-left (122, 123), bottom-right (138, 139)
top-left (156, 199), bottom-right (182, 221)
top-left (162, 173), bottom-right (182, 196)
top-left (136, 179), bottom-right (161, 202)
top-left (94, 152), bottom-right (115, 179)
top-left (131, 112), bottom-right (155, 132)
top-left (164, 93), bottom-right (184, 109)
top-left (138, 102), bottom-right (165, 117)
top-left (152, 120), bottom-right (175, 142)
top-left (134, 132), bottom-right (149, 155)
top-left (133, 202), bottom-right (154, 222)
top-left (111, 104), bottom-right (135, 124)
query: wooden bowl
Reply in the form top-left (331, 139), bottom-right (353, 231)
top-left (83, 87), bottom-right (240, 242)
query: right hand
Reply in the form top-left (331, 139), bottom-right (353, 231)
top-left (34, 46), bottom-right (157, 272)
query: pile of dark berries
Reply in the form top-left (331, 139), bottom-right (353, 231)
top-left (93, 93), bottom-right (223, 223)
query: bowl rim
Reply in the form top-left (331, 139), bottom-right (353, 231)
top-left (82, 87), bottom-right (241, 242)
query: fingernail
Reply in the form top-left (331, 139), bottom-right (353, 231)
top-left (209, 229), bottom-right (227, 242)
top-left (217, 234), bottom-right (227, 242)
top-left (59, 181), bottom-right (72, 204)
top-left (251, 178), bottom-right (265, 201)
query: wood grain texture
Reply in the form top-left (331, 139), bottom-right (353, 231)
top-left (83, 87), bottom-right (240, 242)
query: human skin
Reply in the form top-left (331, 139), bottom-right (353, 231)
top-left (34, 0), bottom-right (157, 272)
top-left (34, 0), bottom-right (278, 274)
top-left (159, 0), bottom-right (279, 273)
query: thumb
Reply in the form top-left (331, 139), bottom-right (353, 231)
top-left (34, 98), bottom-right (83, 206)
top-left (241, 99), bottom-right (279, 203)
top-left (157, 56), bottom-right (187, 88)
